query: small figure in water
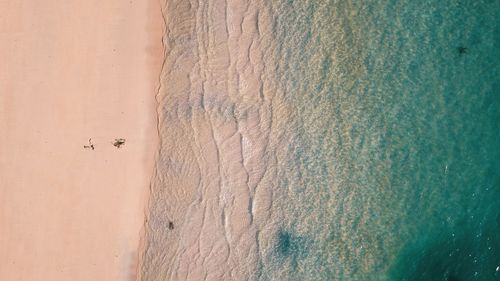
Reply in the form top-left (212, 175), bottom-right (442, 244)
top-left (84, 138), bottom-right (95, 150)
top-left (168, 221), bottom-right (174, 230)
top-left (113, 138), bottom-right (126, 148)
top-left (457, 46), bottom-right (468, 55)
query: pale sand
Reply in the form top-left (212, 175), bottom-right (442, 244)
top-left (0, 1), bottom-right (163, 281)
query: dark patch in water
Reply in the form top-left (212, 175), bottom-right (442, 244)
top-left (274, 229), bottom-right (311, 270)
top-left (277, 230), bottom-right (294, 256)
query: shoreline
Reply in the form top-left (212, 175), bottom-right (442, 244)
top-left (138, 1), bottom-right (288, 280)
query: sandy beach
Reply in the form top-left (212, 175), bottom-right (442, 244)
top-left (2, 0), bottom-right (498, 280)
top-left (0, 1), bottom-right (163, 280)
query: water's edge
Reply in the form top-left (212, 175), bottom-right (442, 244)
top-left (140, 0), bottom-right (500, 280)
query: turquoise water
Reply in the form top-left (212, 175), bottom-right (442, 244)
top-left (262, 0), bottom-right (499, 280)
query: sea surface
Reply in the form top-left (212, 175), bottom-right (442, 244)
top-left (264, 0), bottom-right (499, 280)
top-left (142, 0), bottom-right (499, 280)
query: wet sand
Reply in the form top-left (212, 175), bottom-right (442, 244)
top-left (139, 1), bottom-right (289, 280)
top-left (0, 1), bottom-right (163, 280)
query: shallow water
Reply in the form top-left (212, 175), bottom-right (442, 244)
top-left (141, 0), bottom-right (499, 280)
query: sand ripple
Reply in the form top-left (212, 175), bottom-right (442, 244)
top-left (139, 1), bottom-right (288, 280)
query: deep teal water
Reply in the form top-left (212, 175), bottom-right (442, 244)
top-left (263, 0), bottom-right (499, 280)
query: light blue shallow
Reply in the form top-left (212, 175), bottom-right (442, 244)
top-left (260, 0), bottom-right (500, 280)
